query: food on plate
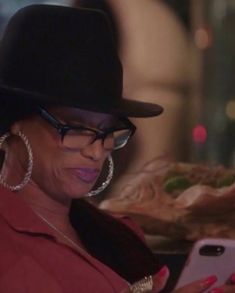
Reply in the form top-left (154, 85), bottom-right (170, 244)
top-left (100, 157), bottom-right (235, 242)
top-left (162, 161), bottom-right (235, 197)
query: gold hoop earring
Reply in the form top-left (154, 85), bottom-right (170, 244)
top-left (86, 155), bottom-right (113, 197)
top-left (0, 131), bottom-right (33, 191)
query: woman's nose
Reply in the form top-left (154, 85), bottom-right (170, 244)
top-left (81, 138), bottom-right (109, 160)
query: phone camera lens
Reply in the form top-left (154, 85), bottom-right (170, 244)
top-left (199, 245), bottom-right (225, 256)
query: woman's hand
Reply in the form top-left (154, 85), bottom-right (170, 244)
top-left (173, 275), bottom-right (218, 293)
top-left (122, 270), bottom-right (235, 293)
top-left (122, 268), bottom-right (217, 293)
top-left (174, 273), bottom-right (235, 293)
top-left (206, 273), bottom-right (235, 292)
top-left (121, 266), bottom-right (170, 293)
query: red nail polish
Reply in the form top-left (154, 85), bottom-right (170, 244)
top-left (158, 266), bottom-right (168, 278)
top-left (209, 288), bottom-right (224, 293)
top-left (230, 273), bottom-right (235, 283)
top-left (202, 275), bottom-right (217, 288)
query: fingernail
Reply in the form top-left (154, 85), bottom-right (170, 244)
top-left (230, 273), bottom-right (235, 283)
top-left (158, 266), bottom-right (169, 278)
top-left (209, 288), bottom-right (224, 293)
top-left (202, 275), bottom-right (217, 288)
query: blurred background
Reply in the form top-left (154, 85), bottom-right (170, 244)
top-left (0, 0), bottom-right (235, 169)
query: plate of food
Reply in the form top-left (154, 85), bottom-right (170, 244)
top-left (99, 156), bottom-right (235, 252)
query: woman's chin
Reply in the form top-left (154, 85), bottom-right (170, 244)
top-left (64, 183), bottom-right (94, 199)
top-left (60, 175), bottom-right (96, 199)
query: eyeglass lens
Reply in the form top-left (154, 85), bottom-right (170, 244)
top-left (62, 128), bottom-right (131, 150)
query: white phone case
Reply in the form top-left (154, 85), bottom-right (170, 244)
top-left (175, 238), bottom-right (235, 292)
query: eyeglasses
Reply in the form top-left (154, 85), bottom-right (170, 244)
top-left (37, 107), bottom-right (136, 151)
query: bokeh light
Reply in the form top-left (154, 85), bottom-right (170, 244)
top-left (192, 124), bottom-right (207, 144)
top-left (225, 100), bottom-right (235, 120)
top-left (194, 26), bottom-right (213, 49)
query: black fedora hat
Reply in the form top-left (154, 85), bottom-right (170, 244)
top-left (0, 4), bottom-right (163, 117)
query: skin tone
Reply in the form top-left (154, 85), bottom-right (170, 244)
top-left (2, 106), bottom-right (235, 293)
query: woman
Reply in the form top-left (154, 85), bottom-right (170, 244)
top-left (0, 4), bottom-right (234, 293)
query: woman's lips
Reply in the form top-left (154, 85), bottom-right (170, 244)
top-left (69, 168), bottom-right (100, 183)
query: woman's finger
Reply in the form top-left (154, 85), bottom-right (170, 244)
top-left (207, 272), bottom-right (235, 292)
top-left (174, 275), bottom-right (218, 293)
top-left (209, 284), bottom-right (235, 293)
top-left (208, 273), bottom-right (235, 293)
top-left (227, 273), bottom-right (235, 285)
top-left (121, 266), bottom-right (170, 293)
top-left (152, 265), bottom-right (170, 292)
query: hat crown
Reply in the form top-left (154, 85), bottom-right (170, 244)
top-left (0, 4), bottom-right (122, 106)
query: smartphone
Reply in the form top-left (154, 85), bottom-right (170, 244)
top-left (175, 238), bottom-right (235, 292)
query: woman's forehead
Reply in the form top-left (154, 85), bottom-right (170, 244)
top-left (47, 106), bottom-right (119, 126)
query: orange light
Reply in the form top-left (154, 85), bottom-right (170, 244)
top-left (226, 100), bottom-right (235, 120)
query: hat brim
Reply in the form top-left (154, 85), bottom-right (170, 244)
top-left (0, 84), bottom-right (163, 117)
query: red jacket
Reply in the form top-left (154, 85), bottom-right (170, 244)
top-left (0, 187), bottom-right (140, 293)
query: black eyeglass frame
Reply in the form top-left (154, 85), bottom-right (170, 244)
top-left (37, 107), bottom-right (136, 150)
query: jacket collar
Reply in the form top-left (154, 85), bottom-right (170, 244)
top-left (0, 185), bottom-right (54, 236)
